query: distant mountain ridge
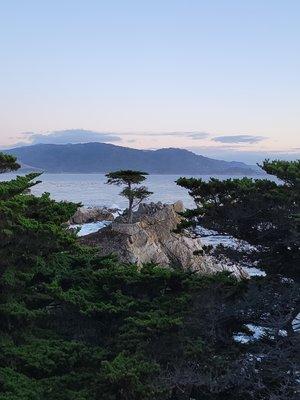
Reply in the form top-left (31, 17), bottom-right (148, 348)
top-left (5, 142), bottom-right (256, 174)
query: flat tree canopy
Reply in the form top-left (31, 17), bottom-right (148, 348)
top-left (105, 170), bottom-right (148, 186)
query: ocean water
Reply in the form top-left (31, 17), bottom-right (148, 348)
top-left (0, 172), bottom-right (264, 209)
top-left (1, 172), bottom-right (268, 277)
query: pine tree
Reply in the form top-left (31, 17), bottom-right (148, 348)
top-left (177, 159), bottom-right (300, 282)
top-left (0, 153), bottom-right (20, 173)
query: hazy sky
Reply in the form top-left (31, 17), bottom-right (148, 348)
top-left (0, 0), bottom-right (299, 162)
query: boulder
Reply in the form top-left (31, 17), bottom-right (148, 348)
top-left (81, 201), bottom-right (247, 278)
top-left (69, 206), bottom-right (117, 224)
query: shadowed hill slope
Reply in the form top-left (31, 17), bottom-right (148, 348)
top-left (5, 142), bottom-right (255, 174)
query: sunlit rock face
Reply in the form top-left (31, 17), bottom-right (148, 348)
top-left (81, 201), bottom-right (247, 278)
top-left (69, 206), bottom-right (117, 224)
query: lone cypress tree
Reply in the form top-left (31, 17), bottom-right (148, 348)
top-left (105, 170), bottom-right (152, 222)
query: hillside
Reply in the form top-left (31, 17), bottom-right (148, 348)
top-left (5, 142), bottom-right (256, 174)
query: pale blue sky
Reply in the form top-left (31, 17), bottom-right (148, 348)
top-left (0, 0), bottom-right (299, 162)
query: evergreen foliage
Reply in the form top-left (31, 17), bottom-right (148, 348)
top-left (105, 170), bottom-right (152, 222)
top-left (177, 160), bottom-right (300, 281)
top-left (0, 154), bottom-right (299, 399)
top-left (176, 159), bottom-right (300, 397)
top-left (0, 154), bottom-right (20, 174)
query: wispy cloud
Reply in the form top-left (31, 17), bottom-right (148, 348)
top-left (6, 130), bottom-right (210, 148)
top-left (126, 131), bottom-right (209, 139)
top-left (213, 135), bottom-right (267, 144)
top-left (187, 132), bottom-right (210, 140)
top-left (9, 129), bottom-right (122, 147)
top-left (20, 131), bottom-right (36, 136)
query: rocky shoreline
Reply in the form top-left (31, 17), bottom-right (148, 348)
top-left (68, 206), bottom-right (119, 224)
top-left (73, 202), bottom-right (247, 278)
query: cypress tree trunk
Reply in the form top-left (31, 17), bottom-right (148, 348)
top-left (128, 197), bottom-right (133, 223)
top-left (127, 182), bottom-right (133, 223)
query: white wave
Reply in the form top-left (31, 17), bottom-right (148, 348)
top-left (73, 221), bottom-right (112, 237)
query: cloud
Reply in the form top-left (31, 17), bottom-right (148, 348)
top-left (8, 130), bottom-right (210, 147)
top-left (159, 131), bottom-right (209, 140)
top-left (3, 129), bottom-right (211, 149)
top-left (187, 132), bottom-right (210, 140)
top-left (213, 135), bottom-right (267, 144)
top-left (23, 129), bottom-right (122, 145)
top-left (127, 131), bottom-right (209, 139)
top-left (20, 131), bottom-right (36, 136)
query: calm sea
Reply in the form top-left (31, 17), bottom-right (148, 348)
top-left (0, 172), bottom-right (266, 209)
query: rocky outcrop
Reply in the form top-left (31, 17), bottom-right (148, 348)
top-left (81, 201), bottom-right (247, 278)
top-left (69, 206), bottom-right (117, 224)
